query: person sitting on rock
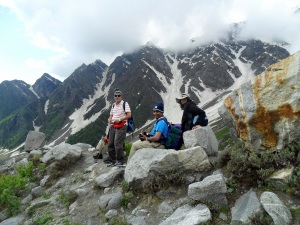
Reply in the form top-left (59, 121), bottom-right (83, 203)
top-left (176, 93), bottom-right (208, 133)
top-left (127, 102), bottom-right (169, 162)
top-left (93, 134), bottom-right (108, 161)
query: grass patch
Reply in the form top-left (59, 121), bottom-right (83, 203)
top-left (215, 126), bottom-right (229, 140)
top-left (124, 141), bottom-right (132, 156)
top-left (57, 190), bottom-right (78, 207)
top-left (36, 214), bottom-right (54, 225)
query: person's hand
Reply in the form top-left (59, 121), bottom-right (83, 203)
top-left (115, 118), bottom-right (122, 124)
top-left (139, 134), bottom-right (147, 141)
top-left (192, 125), bottom-right (201, 130)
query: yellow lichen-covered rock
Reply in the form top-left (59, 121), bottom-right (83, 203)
top-left (219, 52), bottom-right (300, 151)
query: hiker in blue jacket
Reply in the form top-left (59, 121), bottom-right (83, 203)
top-left (127, 102), bottom-right (168, 162)
top-left (176, 93), bottom-right (208, 133)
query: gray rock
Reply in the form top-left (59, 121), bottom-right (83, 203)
top-left (105, 209), bottom-right (118, 219)
top-left (24, 131), bottom-right (45, 152)
top-left (98, 192), bottom-right (123, 210)
top-left (0, 214), bottom-right (25, 225)
top-left (29, 149), bottom-right (43, 156)
top-left (125, 147), bottom-right (211, 190)
top-left (158, 201), bottom-right (174, 214)
top-left (230, 189), bottom-right (262, 225)
top-left (159, 204), bottom-right (211, 225)
top-left (21, 194), bottom-right (33, 205)
top-left (188, 173), bottom-right (228, 208)
top-left (94, 167), bottom-right (124, 188)
top-left (31, 186), bottom-right (43, 198)
top-left (41, 143), bottom-right (82, 166)
top-left (127, 215), bottom-right (147, 225)
top-left (183, 125), bottom-right (219, 156)
top-left (40, 175), bottom-right (51, 187)
top-left (25, 199), bottom-right (52, 215)
top-left (74, 143), bottom-right (92, 151)
top-left (260, 191), bottom-right (292, 225)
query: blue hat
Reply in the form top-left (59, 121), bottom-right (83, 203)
top-left (153, 102), bottom-right (164, 113)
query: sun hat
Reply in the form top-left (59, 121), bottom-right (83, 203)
top-left (176, 93), bottom-right (190, 103)
top-left (153, 102), bottom-right (164, 113)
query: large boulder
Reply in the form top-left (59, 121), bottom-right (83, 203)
top-left (218, 52), bottom-right (300, 151)
top-left (24, 131), bottom-right (45, 152)
top-left (183, 125), bottom-right (219, 156)
top-left (124, 147), bottom-right (211, 190)
top-left (41, 143), bottom-right (82, 166)
top-left (188, 173), bottom-right (228, 208)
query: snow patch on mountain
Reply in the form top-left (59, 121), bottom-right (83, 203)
top-left (229, 46), bottom-right (255, 90)
top-left (143, 58), bottom-right (183, 123)
top-left (68, 68), bottom-right (113, 135)
top-left (44, 100), bottom-right (49, 114)
top-left (29, 86), bottom-right (39, 98)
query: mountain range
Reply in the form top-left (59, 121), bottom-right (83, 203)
top-left (0, 29), bottom-right (291, 150)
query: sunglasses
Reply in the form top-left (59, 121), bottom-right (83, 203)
top-left (114, 95), bottom-right (121, 97)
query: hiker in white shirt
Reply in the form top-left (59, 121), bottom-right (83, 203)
top-left (107, 88), bottom-right (131, 167)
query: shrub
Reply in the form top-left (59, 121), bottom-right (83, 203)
top-left (120, 196), bottom-right (131, 207)
top-left (124, 141), bottom-right (132, 156)
top-left (36, 214), bottom-right (54, 225)
top-left (15, 161), bottom-right (34, 179)
top-left (109, 215), bottom-right (130, 225)
top-left (121, 181), bottom-right (130, 192)
top-left (142, 169), bottom-right (185, 192)
top-left (0, 160), bottom-right (49, 215)
top-left (225, 140), bottom-right (300, 187)
top-left (57, 190), bottom-right (78, 207)
top-left (0, 174), bottom-right (26, 215)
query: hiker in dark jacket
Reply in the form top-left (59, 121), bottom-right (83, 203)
top-left (176, 93), bottom-right (208, 133)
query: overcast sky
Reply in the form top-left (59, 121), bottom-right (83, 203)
top-left (0, 0), bottom-right (299, 85)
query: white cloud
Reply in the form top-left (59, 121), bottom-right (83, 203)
top-left (25, 57), bottom-right (46, 69)
top-left (0, 0), bottom-right (299, 84)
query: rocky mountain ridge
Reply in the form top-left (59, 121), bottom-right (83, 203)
top-left (0, 38), bottom-right (290, 150)
top-left (1, 42), bottom-right (300, 225)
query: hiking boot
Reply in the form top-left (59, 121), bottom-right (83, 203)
top-left (114, 161), bottom-right (126, 167)
top-left (93, 152), bottom-right (102, 159)
top-left (107, 162), bottom-right (115, 167)
top-left (103, 157), bottom-right (111, 163)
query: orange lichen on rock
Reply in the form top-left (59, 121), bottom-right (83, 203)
top-left (224, 96), bottom-right (239, 120)
top-left (252, 76), bottom-right (262, 102)
top-left (276, 70), bottom-right (286, 85)
top-left (237, 121), bottom-right (248, 141)
top-left (277, 103), bottom-right (294, 118)
top-left (249, 104), bottom-right (278, 149)
top-left (248, 102), bottom-right (299, 150)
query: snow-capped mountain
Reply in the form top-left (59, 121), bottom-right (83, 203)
top-left (0, 38), bottom-right (290, 150)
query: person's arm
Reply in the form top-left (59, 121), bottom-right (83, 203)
top-left (189, 104), bottom-right (206, 117)
top-left (108, 115), bottom-right (113, 124)
top-left (119, 112), bottom-right (132, 122)
top-left (147, 131), bottom-right (162, 142)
